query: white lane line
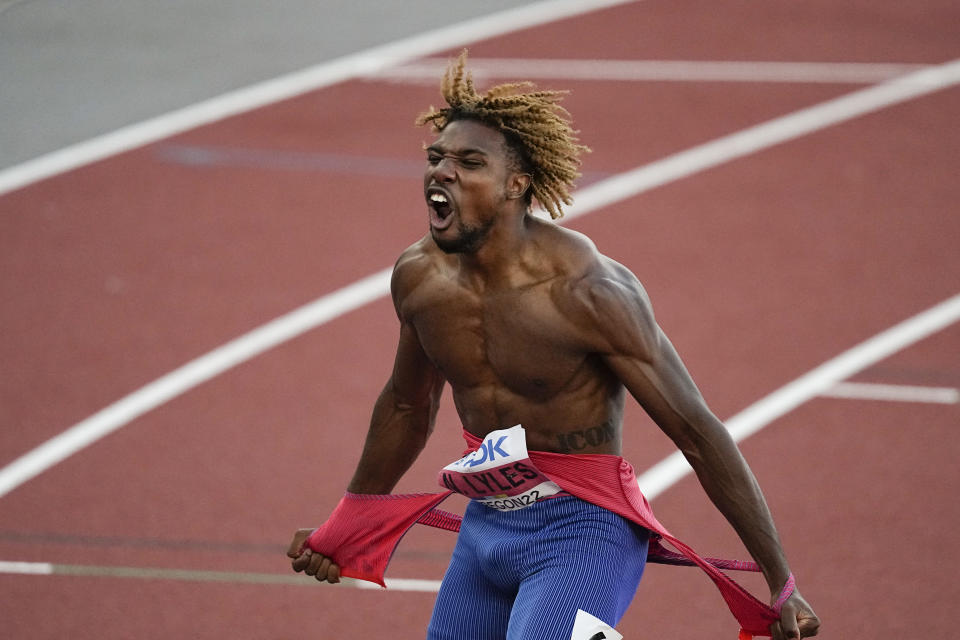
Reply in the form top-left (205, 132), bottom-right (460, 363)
top-left (637, 293), bottom-right (960, 499)
top-left (4, 296), bottom-right (958, 594)
top-left (819, 382), bottom-right (959, 404)
top-left (0, 0), bottom-right (635, 198)
top-left (0, 558), bottom-right (443, 590)
top-left (4, 293), bottom-right (960, 590)
top-left (0, 268), bottom-right (392, 498)
top-left (562, 59), bottom-right (960, 221)
top-left (1, 59), bottom-right (958, 499)
top-left (373, 58), bottom-right (930, 84)
top-left (363, 578), bottom-right (444, 592)
top-left (4, 292), bottom-right (960, 590)
top-left (0, 560), bottom-right (53, 575)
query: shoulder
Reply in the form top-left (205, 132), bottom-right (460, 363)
top-left (531, 220), bottom-right (641, 286)
top-left (390, 235), bottom-right (449, 317)
top-left (536, 221), bottom-right (648, 309)
top-left (546, 232), bottom-right (658, 357)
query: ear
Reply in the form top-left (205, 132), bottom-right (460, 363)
top-left (507, 172), bottom-right (532, 200)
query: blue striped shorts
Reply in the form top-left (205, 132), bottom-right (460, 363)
top-left (426, 495), bottom-right (650, 640)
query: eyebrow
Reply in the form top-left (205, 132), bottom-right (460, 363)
top-left (425, 144), bottom-right (488, 157)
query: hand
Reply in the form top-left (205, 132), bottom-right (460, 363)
top-left (771, 589), bottom-right (820, 639)
top-left (287, 528), bottom-right (341, 584)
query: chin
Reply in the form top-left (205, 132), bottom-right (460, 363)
top-left (431, 224), bottom-right (487, 254)
top-left (431, 233), bottom-right (470, 255)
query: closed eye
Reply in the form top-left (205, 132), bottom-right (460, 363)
top-left (425, 146), bottom-right (486, 169)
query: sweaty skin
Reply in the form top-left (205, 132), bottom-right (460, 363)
top-left (289, 119), bottom-right (819, 640)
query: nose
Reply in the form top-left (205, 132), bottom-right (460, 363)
top-left (429, 156), bottom-right (457, 183)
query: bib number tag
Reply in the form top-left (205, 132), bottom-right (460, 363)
top-left (570, 610), bottom-right (622, 640)
top-left (438, 425), bottom-right (562, 511)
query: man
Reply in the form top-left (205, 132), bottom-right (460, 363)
top-left (288, 51), bottom-right (820, 640)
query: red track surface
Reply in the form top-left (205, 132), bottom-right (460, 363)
top-left (2, 1), bottom-right (958, 637)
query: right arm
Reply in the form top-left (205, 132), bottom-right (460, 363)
top-left (289, 250), bottom-right (446, 580)
top-left (346, 317), bottom-right (445, 494)
top-left (348, 247), bottom-right (447, 492)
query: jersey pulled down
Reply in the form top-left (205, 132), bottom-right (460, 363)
top-left (305, 426), bottom-right (788, 638)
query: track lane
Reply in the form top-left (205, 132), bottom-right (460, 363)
top-left (13, 66), bottom-right (959, 493)
top-left (2, 1), bottom-right (959, 638)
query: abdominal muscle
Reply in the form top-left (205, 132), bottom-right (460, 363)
top-left (451, 376), bottom-right (626, 456)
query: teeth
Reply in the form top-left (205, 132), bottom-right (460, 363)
top-left (429, 193), bottom-right (448, 204)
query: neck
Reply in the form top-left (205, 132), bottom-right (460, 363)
top-left (456, 210), bottom-right (535, 290)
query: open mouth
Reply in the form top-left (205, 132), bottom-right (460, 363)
top-left (428, 191), bottom-right (455, 230)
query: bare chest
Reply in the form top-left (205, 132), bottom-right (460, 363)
top-left (404, 280), bottom-right (590, 398)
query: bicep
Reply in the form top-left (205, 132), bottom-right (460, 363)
top-left (388, 320), bottom-right (445, 412)
top-left (582, 274), bottom-right (721, 448)
top-left (603, 330), bottom-right (719, 450)
top-left (387, 251), bottom-right (446, 409)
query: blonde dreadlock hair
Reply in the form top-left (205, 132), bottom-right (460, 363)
top-left (416, 50), bottom-right (589, 219)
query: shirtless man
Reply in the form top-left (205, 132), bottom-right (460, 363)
top-left (288, 52), bottom-right (820, 640)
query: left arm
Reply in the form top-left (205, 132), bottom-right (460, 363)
top-left (575, 266), bottom-right (819, 639)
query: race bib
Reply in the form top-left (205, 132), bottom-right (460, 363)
top-left (570, 610), bottom-right (623, 640)
top-left (438, 425), bottom-right (562, 511)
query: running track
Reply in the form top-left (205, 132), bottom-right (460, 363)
top-left (2, 1), bottom-right (959, 637)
